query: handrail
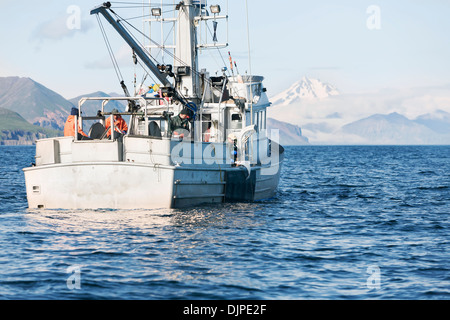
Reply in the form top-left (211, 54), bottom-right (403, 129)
top-left (77, 96), bottom-right (170, 138)
top-left (78, 96), bottom-right (170, 114)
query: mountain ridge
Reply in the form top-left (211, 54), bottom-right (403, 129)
top-left (0, 107), bottom-right (61, 145)
top-left (270, 76), bottom-right (339, 106)
top-left (266, 118), bottom-right (309, 146)
top-left (0, 76), bottom-right (308, 145)
top-left (340, 112), bottom-right (450, 145)
top-left (268, 77), bottom-right (450, 145)
top-left (0, 76), bottom-right (74, 131)
top-left (69, 91), bottom-right (127, 116)
top-left (2, 75), bottom-right (448, 145)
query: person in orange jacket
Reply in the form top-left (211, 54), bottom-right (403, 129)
top-left (104, 108), bottom-right (128, 137)
top-left (64, 107), bottom-right (89, 139)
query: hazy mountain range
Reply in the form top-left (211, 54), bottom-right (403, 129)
top-left (0, 76), bottom-right (306, 145)
top-left (341, 111), bottom-right (450, 145)
top-left (1, 75), bottom-right (449, 145)
top-left (268, 76), bottom-right (450, 145)
top-left (0, 77), bottom-right (73, 131)
top-left (68, 91), bottom-right (127, 117)
top-left (0, 107), bottom-right (60, 145)
top-left (266, 118), bottom-right (309, 145)
top-left (0, 77), bottom-right (128, 144)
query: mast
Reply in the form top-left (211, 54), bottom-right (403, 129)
top-left (175, 0), bottom-right (201, 101)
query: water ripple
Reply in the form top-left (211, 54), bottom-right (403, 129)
top-left (0, 145), bottom-right (449, 299)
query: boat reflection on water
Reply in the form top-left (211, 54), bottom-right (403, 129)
top-left (22, 202), bottom-right (270, 289)
top-left (24, 202), bottom-right (268, 235)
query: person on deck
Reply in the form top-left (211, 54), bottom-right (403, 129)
top-left (64, 107), bottom-right (89, 139)
top-left (104, 108), bottom-right (128, 137)
top-left (170, 109), bottom-right (190, 139)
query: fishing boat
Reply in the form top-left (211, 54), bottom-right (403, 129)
top-left (23, 0), bottom-right (284, 209)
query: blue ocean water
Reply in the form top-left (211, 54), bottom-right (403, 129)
top-left (0, 145), bottom-right (449, 300)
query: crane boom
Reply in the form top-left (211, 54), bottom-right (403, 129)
top-left (90, 3), bottom-right (171, 87)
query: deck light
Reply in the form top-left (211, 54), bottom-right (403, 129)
top-left (151, 8), bottom-right (161, 16)
top-left (210, 5), bottom-right (221, 14)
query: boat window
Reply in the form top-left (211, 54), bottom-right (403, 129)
top-left (253, 112), bottom-right (259, 127)
top-left (259, 111), bottom-right (264, 130)
top-left (248, 83), bottom-right (260, 95)
top-left (248, 83), bottom-right (262, 103)
top-left (253, 83), bottom-right (262, 96)
top-left (160, 119), bottom-right (167, 135)
top-left (210, 76), bottom-right (229, 102)
top-left (231, 114), bottom-right (241, 121)
top-left (230, 113), bottom-right (242, 130)
top-left (202, 114), bottom-right (212, 142)
top-left (262, 110), bottom-right (266, 129)
top-left (136, 118), bottom-right (146, 135)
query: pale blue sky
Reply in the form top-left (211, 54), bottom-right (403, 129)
top-left (0, 0), bottom-right (449, 99)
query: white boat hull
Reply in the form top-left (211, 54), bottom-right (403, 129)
top-left (23, 138), bottom-right (283, 209)
top-left (25, 162), bottom-right (175, 209)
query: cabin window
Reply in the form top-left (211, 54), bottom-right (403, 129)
top-left (252, 112), bottom-right (260, 130)
top-left (256, 112), bottom-right (260, 130)
top-left (231, 114), bottom-right (241, 121)
top-left (160, 119), bottom-right (168, 135)
top-left (249, 83), bottom-right (262, 103)
top-left (202, 114), bottom-right (212, 142)
top-left (249, 83), bottom-right (261, 97)
top-left (259, 110), bottom-right (265, 130)
top-left (258, 112), bottom-right (262, 130)
top-left (263, 110), bottom-right (266, 129)
top-left (230, 113), bottom-right (242, 129)
top-left (137, 119), bottom-right (146, 136)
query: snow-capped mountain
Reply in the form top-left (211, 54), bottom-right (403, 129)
top-left (271, 76), bottom-right (339, 106)
top-left (267, 76), bottom-right (450, 144)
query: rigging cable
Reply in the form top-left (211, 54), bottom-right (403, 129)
top-left (96, 14), bottom-right (124, 84)
top-left (112, 10), bottom-right (213, 86)
top-left (96, 13), bottom-right (136, 110)
top-left (101, 4), bottom-right (227, 107)
top-left (115, 14), bottom-right (160, 67)
top-left (245, 0), bottom-right (254, 163)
